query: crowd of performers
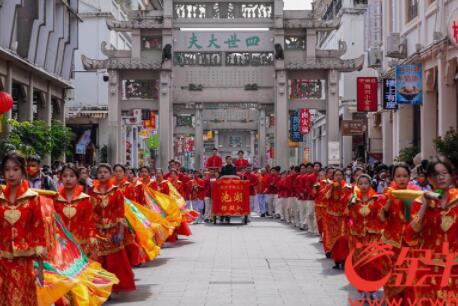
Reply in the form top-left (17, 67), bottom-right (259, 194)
top-left (0, 151), bottom-right (199, 306)
top-left (2, 145), bottom-right (458, 305)
top-left (268, 157), bottom-right (458, 302)
top-left (202, 148), bottom-right (458, 301)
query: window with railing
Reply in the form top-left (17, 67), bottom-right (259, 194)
top-left (406, 0), bottom-right (418, 22)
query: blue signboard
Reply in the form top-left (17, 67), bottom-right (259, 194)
top-left (395, 64), bottom-right (423, 105)
top-left (289, 111), bottom-right (302, 142)
top-left (383, 79), bottom-right (398, 110)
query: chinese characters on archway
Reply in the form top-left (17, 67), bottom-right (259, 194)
top-left (187, 32), bottom-right (260, 50)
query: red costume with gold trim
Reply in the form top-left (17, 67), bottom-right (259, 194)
top-left (113, 177), bottom-right (148, 267)
top-left (0, 181), bottom-right (47, 306)
top-left (324, 180), bottom-right (351, 263)
top-left (405, 188), bottom-right (458, 301)
top-left (379, 182), bottom-right (420, 300)
top-left (347, 188), bottom-right (385, 282)
top-left (314, 179), bottom-right (330, 245)
top-left (89, 181), bottom-right (135, 293)
top-left (134, 179), bottom-right (158, 206)
top-left (53, 185), bottom-right (96, 257)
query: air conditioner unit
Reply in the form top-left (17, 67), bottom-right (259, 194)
top-left (386, 33), bottom-right (407, 59)
top-left (433, 31), bottom-right (444, 41)
top-left (368, 48), bottom-right (382, 68)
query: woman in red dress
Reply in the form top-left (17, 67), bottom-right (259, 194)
top-left (168, 169), bottom-right (184, 197)
top-left (156, 170), bottom-right (170, 195)
top-left (314, 167), bottom-right (333, 256)
top-left (89, 164), bottom-right (136, 293)
top-left (379, 163), bottom-right (419, 300)
top-left (134, 166), bottom-right (158, 206)
top-left (112, 164), bottom-right (146, 267)
top-left (324, 169), bottom-right (351, 269)
top-left (0, 151), bottom-right (47, 306)
top-left (406, 157), bottom-right (458, 301)
top-left (347, 174), bottom-right (385, 297)
top-left (54, 163), bottom-right (96, 258)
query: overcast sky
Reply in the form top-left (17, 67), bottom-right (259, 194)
top-left (284, 0), bottom-right (312, 10)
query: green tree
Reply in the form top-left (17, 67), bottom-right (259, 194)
top-left (50, 120), bottom-right (74, 160)
top-left (395, 146), bottom-right (420, 166)
top-left (434, 128), bottom-right (458, 168)
top-left (4, 119), bottom-right (74, 161)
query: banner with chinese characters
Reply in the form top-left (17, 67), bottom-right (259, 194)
top-left (289, 110), bottom-right (302, 142)
top-left (395, 64), bottom-right (423, 105)
top-left (288, 80), bottom-right (325, 100)
top-left (357, 77), bottom-right (378, 112)
top-left (299, 109), bottom-right (311, 134)
top-left (383, 79), bottom-right (398, 110)
top-left (212, 179), bottom-right (250, 216)
top-left (173, 31), bottom-right (273, 52)
top-left (143, 112), bottom-right (156, 129)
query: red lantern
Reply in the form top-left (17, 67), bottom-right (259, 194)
top-left (0, 91), bottom-right (13, 114)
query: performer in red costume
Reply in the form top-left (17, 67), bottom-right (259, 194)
top-left (324, 169), bottom-right (351, 270)
top-left (234, 150), bottom-right (249, 172)
top-left (54, 163), bottom-right (97, 258)
top-left (0, 151), bottom-right (47, 306)
top-left (89, 164), bottom-right (136, 293)
top-left (206, 148), bottom-right (223, 171)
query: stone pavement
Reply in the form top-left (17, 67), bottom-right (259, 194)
top-left (107, 217), bottom-right (357, 306)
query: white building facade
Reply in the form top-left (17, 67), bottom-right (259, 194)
top-left (379, 0), bottom-right (458, 163)
top-left (0, 0), bottom-right (80, 164)
top-left (311, 0), bottom-right (383, 167)
top-left (67, 0), bottom-right (137, 165)
top-left (82, 0), bottom-right (364, 170)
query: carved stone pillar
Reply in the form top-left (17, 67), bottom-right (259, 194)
top-left (159, 68), bottom-right (173, 170)
top-left (326, 70), bottom-right (340, 166)
top-left (274, 68), bottom-right (289, 170)
top-left (107, 70), bottom-right (121, 164)
top-left (194, 103), bottom-right (204, 170)
top-left (258, 106), bottom-right (266, 167)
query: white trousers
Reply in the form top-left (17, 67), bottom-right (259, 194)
top-left (204, 197), bottom-right (212, 219)
top-left (298, 199), bottom-right (307, 229)
top-left (285, 197), bottom-right (297, 224)
top-left (270, 194), bottom-right (277, 216)
top-left (305, 200), bottom-right (317, 234)
top-left (275, 196), bottom-right (283, 219)
top-left (250, 195), bottom-right (259, 214)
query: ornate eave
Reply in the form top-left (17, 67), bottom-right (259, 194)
top-left (285, 55), bottom-right (365, 72)
top-left (106, 18), bottom-right (163, 31)
top-left (101, 42), bottom-right (131, 58)
top-left (81, 55), bottom-right (163, 71)
top-left (283, 18), bottom-right (340, 31)
top-left (316, 41), bottom-right (347, 58)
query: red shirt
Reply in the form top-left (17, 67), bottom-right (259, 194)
top-left (267, 173), bottom-right (280, 194)
top-left (54, 186), bottom-right (95, 253)
top-left (158, 180), bottom-right (170, 195)
top-left (89, 182), bottom-right (126, 255)
top-left (187, 178), bottom-right (205, 200)
top-left (277, 177), bottom-right (289, 198)
top-left (259, 173), bottom-right (272, 194)
top-left (239, 172), bottom-right (258, 196)
top-left (206, 155), bottom-right (223, 170)
top-left (234, 159), bottom-right (249, 171)
top-left (0, 181), bottom-right (47, 259)
top-left (286, 173), bottom-right (298, 197)
top-left (304, 172), bottom-right (318, 200)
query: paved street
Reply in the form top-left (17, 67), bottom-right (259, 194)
top-left (108, 217), bottom-right (356, 306)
